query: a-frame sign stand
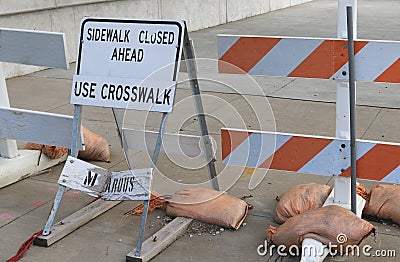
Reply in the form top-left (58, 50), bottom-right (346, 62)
top-left (35, 18), bottom-right (219, 261)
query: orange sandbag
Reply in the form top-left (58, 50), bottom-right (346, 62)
top-left (357, 184), bottom-right (369, 200)
top-left (274, 183), bottom-right (332, 224)
top-left (78, 126), bottom-right (111, 162)
top-left (363, 184), bottom-right (400, 225)
top-left (24, 143), bottom-right (68, 159)
top-left (166, 188), bottom-right (248, 229)
top-left (121, 192), bottom-right (168, 219)
top-left (267, 205), bottom-right (375, 249)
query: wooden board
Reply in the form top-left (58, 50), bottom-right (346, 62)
top-left (0, 107), bottom-right (82, 149)
top-left (0, 28), bottom-right (68, 69)
top-left (222, 128), bottom-right (400, 183)
top-left (218, 35), bottom-right (400, 83)
top-left (126, 217), bottom-right (193, 262)
top-left (34, 199), bottom-right (121, 247)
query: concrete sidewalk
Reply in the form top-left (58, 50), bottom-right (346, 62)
top-left (1, 0), bottom-right (399, 261)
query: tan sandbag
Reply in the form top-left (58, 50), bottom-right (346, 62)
top-left (166, 187), bottom-right (248, 229)
top-left (267, 205), bottom-right (375, 250)
top-left (78, 125), bottom-right (111, 162)
top-left (364, 184), bottom-right (400, 225)
top-left (24, 143), bottom-right (68, 159)
top-left (274, 183), bottom-right (332, 224)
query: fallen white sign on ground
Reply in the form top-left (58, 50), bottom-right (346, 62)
top-left (102, 169), bottom-right (152, 201)
top-left (58, 156), bottom-right (152, 200)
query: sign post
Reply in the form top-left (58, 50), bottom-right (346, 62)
top-left (346, 5), bottom-right (357, 215)
top-left (333, 0), bottom-right (358, 211)
top-left (36, 18), bottom-right (218, 261)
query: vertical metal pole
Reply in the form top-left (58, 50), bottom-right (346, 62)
top-left (334, 0), bottom-right (357, 206)
top-left (0, 64), bottom-right (18, 158)
top-left (336, 0), bottom-right (357, 138)
top-left (182, 29), bottom-right (219, 191)
top-left (43, 105), bottom-right (83, 235)
top-left (347, 6), bottom-right (357, 215)
top-left (112, 108), bottom-right (135, 170)
top-left (151, 113), bottom-right (169, 165)
top-left (135, 112), bottom-right (168, 257)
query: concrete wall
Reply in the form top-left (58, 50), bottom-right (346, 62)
top-left (0, 0), bottom-right (313, 78)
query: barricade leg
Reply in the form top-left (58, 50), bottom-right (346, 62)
top-left (0, 62), bottom-right (20, 159)
top-left (135, 112), bottom-right (168, 257)
top-left (183, 29), bottom-right (219, 191)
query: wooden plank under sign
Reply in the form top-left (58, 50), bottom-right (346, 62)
top-left (126, 217), bottom-right (193, 262)
top-left (34, 199), bottom-right (121, 247)
top-left (0, 28), bottom-right (68, 69)
top-left (102, 168), bottom-right (152, 201)
top-left (58, 156), bottom-right (111, 197)
top-left (0, 107), bottom-right (81, 149)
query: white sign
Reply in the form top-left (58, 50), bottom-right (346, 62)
top-left (58, 157), bottom-right (152, 200)
top-left (102, 169), bottom-right (152, 201)
top-left (71, 75), bottom-right (175, 112)
top-left (58, 157), bottom-right (111, 196)
top-left (71, 18), bottom-right (185, 112)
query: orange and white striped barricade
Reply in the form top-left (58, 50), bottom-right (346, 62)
top-left (222, 128), bottom-right (400, 183)
top-left (218, 1), bottom-right (399, 260)
top-left (218, 36), bottom-right (400, 83)
top-left (218, 34), bottom-right (400, 202)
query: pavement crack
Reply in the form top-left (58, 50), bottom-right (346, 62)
top-left (26, 75), bottom-right (72, 80)
top-left (360, 108), bottom-right (382, 139)
top-left (0, 197), bottom-right (55, 230)
top-left (268, 78), bottom-right (297, 96)
top-left (45, 103), bottom-right (70, 113)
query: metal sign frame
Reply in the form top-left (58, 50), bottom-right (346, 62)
top-left (36, 19), bottom-right (219, 261)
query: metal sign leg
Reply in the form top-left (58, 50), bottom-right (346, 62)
top-left (135, 112), bottom-right (168, 257)
top-left (43, 105), bottom-right (83, 235)
top-left (182, 30), bottom-right (219, 191)
top-left (42, 185), bottom-right (66, 235)
top-left (112, 108), bottom-right (135, 170)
